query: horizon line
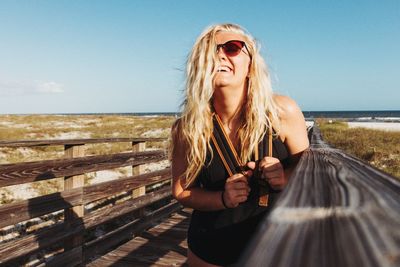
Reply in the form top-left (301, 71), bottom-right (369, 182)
top-left (1, 109), bottom-right (400, 116)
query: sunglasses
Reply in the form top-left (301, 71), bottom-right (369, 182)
top-left (216, 40), bottom-right (250, 57)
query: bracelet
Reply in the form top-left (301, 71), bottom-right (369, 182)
top-left (221, 190), bottom-right (229, 209)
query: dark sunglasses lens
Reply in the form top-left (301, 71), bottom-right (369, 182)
top-left (223, 41), bottom-right (244, 56)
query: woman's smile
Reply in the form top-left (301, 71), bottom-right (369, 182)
top-left (216, 65), bottom-right (232, 73)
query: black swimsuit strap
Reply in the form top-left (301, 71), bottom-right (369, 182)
top-left (211, 114), bottom-right (242, 176)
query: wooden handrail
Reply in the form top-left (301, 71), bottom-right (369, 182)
top-left (0, 188), bottom-right (82, 229)
top-left (0, 168), bottom-right (172, 229)
top-left (0, 137), bottom-right (166, 147)
top-left (238, 124), bottom-right (400, 267)
top-left (0, 150), bottom-right (166, 187)
top-left (83, 187), bottom-right (172, 229)
top-left (83, 168), bottom-right (171, 204)
top-left (0, 220), bottom-right (83, 265)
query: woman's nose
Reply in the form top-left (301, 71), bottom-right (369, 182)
top-left (217, 47), bottom-right (227, 60)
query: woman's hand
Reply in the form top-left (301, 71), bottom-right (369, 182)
top-left (258, 157), bottom-right (287, 190)
top-left (223, 170), bottom-right (252, 208)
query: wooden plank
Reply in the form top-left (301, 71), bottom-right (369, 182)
top-left (238, 126), bottom-right (400, 267)
top-left (0, 150), bottom-right (166, 187)
top-left (84, 186), bottom-right (172, 229)
top-left (0, 219), bottom-right (83, 265)
top-left (0, 138), bottom-right (166, 148)
top-left (0, 188), bottom-right (82, 228)
top-left (86, 211), bottom-right (190, 267)
top-left (90, 248), bottom-right (186, 267)
top-left (83, 168), bottom-right (171, 204)
top-left (83, 201), bottom-right (182, 262)
top-left (38, 246), bottom-right (82, 267)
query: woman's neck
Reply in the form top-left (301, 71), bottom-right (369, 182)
top-left (212, 88), bottom-right (246, 130)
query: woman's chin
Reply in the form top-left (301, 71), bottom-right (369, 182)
top-left (213, 77), bottom-right (232, 88)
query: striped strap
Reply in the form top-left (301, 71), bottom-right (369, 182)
top-left (211, 134), bottom-right (234, 177)
top-left (211, 113), bottom-right (273, 207)
top-left (258, 114), bottom-right (273, 206)
top-left (210, 114), bottom-right (240, 176)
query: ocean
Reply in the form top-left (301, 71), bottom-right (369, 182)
top-left (302, 110), bottom-right (400, 122)
top-left (56, 110), bottom-right (400, 123)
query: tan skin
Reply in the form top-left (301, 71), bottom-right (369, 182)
top-left (172, 32), bottom-right (309, 267)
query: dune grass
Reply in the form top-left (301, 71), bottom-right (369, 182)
top-left (317, 119), bottom-right (400, 178)
top-left (0, 115), bottom-right (175, 141)
top-left (0, 114), bottom-right (175, 163)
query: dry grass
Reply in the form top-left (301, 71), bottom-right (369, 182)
top-left (0, 114), bottom-right (175, 163)
top-left (317, 119), bottom-right (400, 178)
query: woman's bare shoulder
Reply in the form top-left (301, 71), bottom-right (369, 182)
top-left (273, 94), bottom-right (302, 120)
top-left (171, 118), bottom-right (188, 152)
top-left (273, 94), bottom-right (309, 153)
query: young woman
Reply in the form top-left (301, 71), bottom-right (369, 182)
top-left (171, 23), bottom-right (309, 266)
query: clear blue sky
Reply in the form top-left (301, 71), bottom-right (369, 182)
top-left (0, 0), bottom-right (399, 114)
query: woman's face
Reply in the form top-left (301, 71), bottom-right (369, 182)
top-left (213, 31), bottom-right (251, 91)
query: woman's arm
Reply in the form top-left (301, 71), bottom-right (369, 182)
top-left (257, 95), bottom-right (309, 189)
top-left (171, 121), bottom-right (251, 211)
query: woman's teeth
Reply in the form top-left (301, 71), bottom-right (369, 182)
top-left (217, 66), bottom-right (230, 72)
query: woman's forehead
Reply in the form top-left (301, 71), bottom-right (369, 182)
top-left (215, 31), bottom-right (246, 43)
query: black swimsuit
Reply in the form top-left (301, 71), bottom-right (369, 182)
top-left (187, 119), bottom-right (290, 266)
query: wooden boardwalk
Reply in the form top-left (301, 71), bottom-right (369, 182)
top-left (87, 209), bottom-right (191, 266)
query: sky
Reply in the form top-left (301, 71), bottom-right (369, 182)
top-left (0, 0), bottom-right (399, 114)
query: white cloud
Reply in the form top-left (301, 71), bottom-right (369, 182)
top-left (0, 80), bottom-right (64, 96)
top-left (37, 81), bottom-right (64, 93)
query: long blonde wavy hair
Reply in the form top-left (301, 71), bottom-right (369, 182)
top-left (171, 23), bottom-right (280, 188)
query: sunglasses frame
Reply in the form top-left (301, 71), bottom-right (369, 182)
top-left (216, 40), bottom-right (250, 57)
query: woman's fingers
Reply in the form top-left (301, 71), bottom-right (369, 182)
top-left (268, 177), bottom-right (283, 186)
top-left (225, 182), bottom-right (250, 194)
top-left (263, 169), bottom-right (282, 180)
top-left (226, 171), bottom-right (251, 183)
top-left (246, 161), bottom-right (256, 170)
top-left (259, 157), bottom-right (282, 171)
top-left (259, 157), bottom-right (282, 174)
top-left (235, 195), bottom-right (248, 203)
top-left (258, 156), bottom-right (287, 189)
top-left (223, 157), bottom-right (287, 208)
top-left (224, 171), bottom-right (253, 207)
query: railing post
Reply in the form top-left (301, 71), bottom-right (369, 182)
top-left (64, 144), bottom-right (85, 263)
top-left (132, 141), bottom-right (146, 218)
top-left (132, 141), bottom-right (146, 197)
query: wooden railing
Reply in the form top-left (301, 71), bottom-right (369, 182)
top-left (0, 138), bottom-right (177, 266)
top-left (239, 125), bottom-right (400, 267)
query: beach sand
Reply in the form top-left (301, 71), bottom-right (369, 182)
top-left (347, 122), bottom-right (400, 132)
top-left (306, 120), bottom-right (400, 132)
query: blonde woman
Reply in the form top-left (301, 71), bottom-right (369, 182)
top-left (171, 23), bottom-right (309, 266)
